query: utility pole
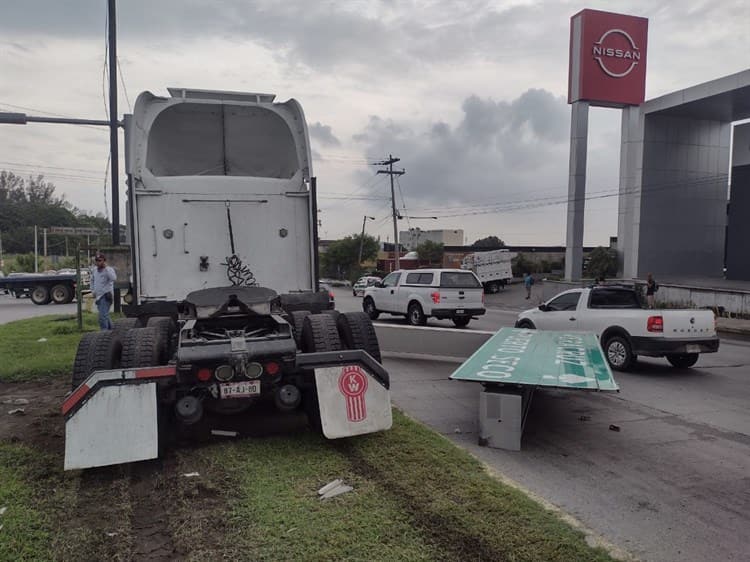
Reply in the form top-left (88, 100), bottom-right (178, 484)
top-left (43, 228), bottom-right (48, 258)
top-left (358, 215), bottom-right (375, 264)
top-left (375, 155), bottom-right (405, 269)
top-left (34, 225), bottom-right (38, 272)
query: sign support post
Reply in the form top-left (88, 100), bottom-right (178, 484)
top-left (565, 101), bottom-right (589, 281)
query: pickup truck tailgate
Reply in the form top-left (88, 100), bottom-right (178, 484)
top-left (662, 310), bottom-right (716, 338)
top-left (438, 271), bottom-right (484, 309)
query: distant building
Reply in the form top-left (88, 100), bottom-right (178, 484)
top-left (399, 228), bottom-right (463, 250)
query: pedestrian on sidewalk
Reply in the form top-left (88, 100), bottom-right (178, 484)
top-left (91, 253), bottom-right (116, 330)
top-left (646, 272), bottom-right (658, 309)
top-left (524, 272), bottom-right (534, 299)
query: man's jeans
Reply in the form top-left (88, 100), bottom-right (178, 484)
top-left (97, 294), bottom-right (113, 330)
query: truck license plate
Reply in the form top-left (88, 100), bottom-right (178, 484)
top-left (456, 309), bottom-right (464, 315)
top-left (220, 381), bottom-right (260, 398)
top-left (686, 344), bottom-right (701, 353)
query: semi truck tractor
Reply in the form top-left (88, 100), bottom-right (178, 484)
top-left (461, 249), bottom-right (514, 293)
top-left (63, 88), bottom-right (391, 470)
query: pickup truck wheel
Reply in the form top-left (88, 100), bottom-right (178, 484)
top-left (452, 317), bottom-right (471, 328)
top-left (604, 336), bottom-right (634, 371)
top-left (363, 297), bottom-right (380, 320)
top-left (407, 303), bottom-right (427, 326)
top-left (337, 311), bottom-right (381, 362)
top-left (50, 284), bottom-right (73, 304)
top-left (30, 285), bottom-right (51, 305)
top-left (516, 319), bottom-right (535, 329)
top-left (121, 327), bottom-right (163, 368)
top-left (666, 353), bottom-right (699, 368)
top-left (71, 331), bottom-right (123, 390)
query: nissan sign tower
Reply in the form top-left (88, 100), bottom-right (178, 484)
top-left (566, 9), bottom-right (648, 280)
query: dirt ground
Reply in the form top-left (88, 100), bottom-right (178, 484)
top-left (0, 377), bottom-right (233, 560)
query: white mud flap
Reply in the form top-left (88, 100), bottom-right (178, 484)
top-left (315, 364), bottom-right (392, 439)
top-left (64, 382), bottom-right (160, 470)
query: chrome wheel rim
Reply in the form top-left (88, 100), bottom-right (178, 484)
top-left (608, 341), bottom-right (626, 367)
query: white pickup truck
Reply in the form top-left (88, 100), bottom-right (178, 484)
top-left (363, 268), bottom-right (485, 327)
top-left (515, 285), bottom-right (719, 370)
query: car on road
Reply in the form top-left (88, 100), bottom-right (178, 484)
top-left (319, 282), bottom-right (335, 309)
top-left (363, 268), bottom-right (485, 327)
top-left (353, 275), bottom-right (381, 297)
top-left (515, 285), bottom-right (719, 371)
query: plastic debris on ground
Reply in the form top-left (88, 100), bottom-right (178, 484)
top-left (1, 398), bottom-right (30, 405)
top-left (182, 472), bottom-right (200, 478)
top-left (609, 424), bottom-right (621, 432)
top-left (318, 479), bottom-right (353, 500)
top-left (211, 429), bottom-right (238, 437)
top-left (0, 506), bottom-right (6, 516)
top-left (37, 338), bottom-right (48, 343)
top-left (7, 408), bottom-right (25, 416)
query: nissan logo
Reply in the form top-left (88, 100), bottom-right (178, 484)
top-left (592, 28), bottom-right (641, 78)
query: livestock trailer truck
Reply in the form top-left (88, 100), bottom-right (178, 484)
top-left (63, 88), bottom-right (391, 470)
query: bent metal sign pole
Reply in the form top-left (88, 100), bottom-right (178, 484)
top-left (565, 9), bottom-right (648, 281)
top-left (450, 328), bottom-right (618, 451)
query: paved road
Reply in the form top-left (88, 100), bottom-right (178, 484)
top-left (0, 293), bottom-right (77, 325)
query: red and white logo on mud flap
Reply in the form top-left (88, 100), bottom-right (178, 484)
top-left (338, 366), bottom-right (369, 422)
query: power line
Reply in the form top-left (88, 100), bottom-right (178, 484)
top-left (374, 154), bottom-right (406, 268)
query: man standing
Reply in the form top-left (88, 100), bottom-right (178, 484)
top-left (646, 273), bottom-right (658, 309)
top-left (91, 253), bottom-right (116, 330)
top-left (524, 272), bottom-right (534, 300)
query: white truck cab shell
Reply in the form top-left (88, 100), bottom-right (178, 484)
top-left (127, 88), bottom-right (315, 302)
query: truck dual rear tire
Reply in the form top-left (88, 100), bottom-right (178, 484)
top-left (337, 311), bottom-right (381, 362)
top-left (51, 284), bottom-right (73, 304)
top-left (30, 285), bottom-right (51, 305)
top-left (300, 314), bottom-right (343, 431)
top-left (121, 327), bottom-right (164, 368)
top-left (71, 331), bottom-right (123, 389)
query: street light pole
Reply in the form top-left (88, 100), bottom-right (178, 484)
top-left (358, 215), bottom-right (375, 264)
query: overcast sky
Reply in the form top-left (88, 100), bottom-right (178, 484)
top-left (1, 0), bottom-right (748, 246)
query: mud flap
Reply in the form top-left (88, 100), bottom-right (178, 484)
top-left (64, 382), bottom-right (159, 470)
top-left (315, 365), bottom-right (392, 439)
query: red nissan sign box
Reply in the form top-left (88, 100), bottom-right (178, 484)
top-left (569, 9), bottom-right (648, 107)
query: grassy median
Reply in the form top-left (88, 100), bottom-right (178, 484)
top-left (0, 315), bottom-right (619, 561)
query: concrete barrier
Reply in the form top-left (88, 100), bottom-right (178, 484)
top-left (374, 323), bottom-right (494, 361)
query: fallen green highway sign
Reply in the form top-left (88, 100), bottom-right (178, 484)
top-left (450, 328), bottom-right (618, 392)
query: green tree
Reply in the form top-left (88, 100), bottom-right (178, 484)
top-left (471, 236), bottom-right (506, 248)
top-left (512, 252), bottom-right (535, 275)
top-left (416, 240), bottom-right (444, 264)
top-left (585, 246), bottom-right (618, 279)
top-left (321, 233), bottom-right (379, 281)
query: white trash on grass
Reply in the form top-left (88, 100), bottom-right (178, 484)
top-left (318, 479), bottom-right (353, 500)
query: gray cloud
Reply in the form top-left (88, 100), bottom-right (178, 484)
top-left (353, 88), bottom-right (575, 208)
top-left (309, 122), bottom-right (341, 147)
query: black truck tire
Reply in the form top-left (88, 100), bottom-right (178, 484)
top-left (336, 311), bottom-right (381, 363)
top-left (485, 281), bottom-right (501, 294)
top-left (301, 313), bottom-right (342, 353)
top-left (604, 335), bottom-right (635, 371)
top-left (146, 316), bottom-right (176, 362)
top-left (290, 310), bottom-right (311, 349)
top-left (362, 297), bottom-right (380, 320)
top-left (30, 285), bottom-right (51, 305)
top-left (300, 314), bottom-right (342, 432)
top-left (121, 327), bottom-right (164, 369)
top-left (666, 353), bottom-right (699, 368)
top-left (452, 317), bottom-right (471, 328)
top-left (71, 331), bottom-right (123, 390)
top-left (407, 302), bottom-right (427, 326)
top-left (112, 317), bottom-right (140, 333)
top-left (50, 284), bottom-right (73, 304)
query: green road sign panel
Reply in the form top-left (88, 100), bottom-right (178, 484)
top-left (450, 328), bottom-right (618, 391)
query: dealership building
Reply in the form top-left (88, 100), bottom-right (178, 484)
top-left (565, 9), bottom-right (750, 282)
